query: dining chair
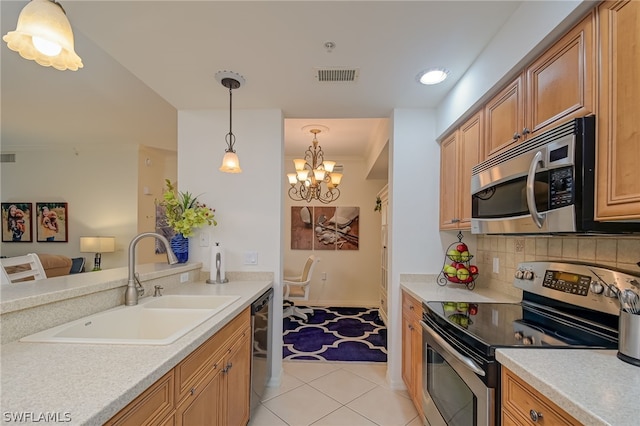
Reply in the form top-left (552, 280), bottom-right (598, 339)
top-left (0, 253), bottom-right (48, 284)
top-left (283, 255), bottom-right (320, 321)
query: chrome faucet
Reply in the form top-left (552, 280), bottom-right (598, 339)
top-left (125, 232), bottom-right (178, 306)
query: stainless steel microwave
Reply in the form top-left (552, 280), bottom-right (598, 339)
top-left (470, 116), bottom-right (640, 235)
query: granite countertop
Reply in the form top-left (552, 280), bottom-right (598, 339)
top-left (401, 277), bottom-right (640, 426)
top-left (497, 348), bottom-right (640, 426)
top-left (0, 280), bottom-right (272, 425)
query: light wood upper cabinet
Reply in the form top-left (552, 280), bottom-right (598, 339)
top-left (484, 12), bottom-right (595, 159)
top-left (484, 75), bottom-right (524, 157)
top-left (596, 0), bottom-right (640, 220)
top-left (440, 112), bottom-right (482, 230)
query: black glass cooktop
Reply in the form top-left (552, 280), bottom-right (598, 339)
top-left (423, 299), bottom-right (618, 357)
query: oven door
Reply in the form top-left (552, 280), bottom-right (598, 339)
top-left (420, 319), bottom-right (494, 426)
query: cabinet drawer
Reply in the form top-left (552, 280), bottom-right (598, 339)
top-left (502, 368), bottom-right (581, 426)
top-left (402, 291), bottom-right (422, 320)
top-left (105, 370), bottom-right (175, 426)
top-left (175, 308), bottom-right (250, 401)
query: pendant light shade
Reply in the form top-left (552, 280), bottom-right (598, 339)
top-left (220, 151), bottom-right (242, 173)
top-left (3, 0), bottom-right (83, 71)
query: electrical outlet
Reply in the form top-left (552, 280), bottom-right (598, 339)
top-left (180, 272), bottom-right (189, 283)
top-left (321, 272), bottom-right (327, 280)
top-left (492, 257), bottom-right (500, 273)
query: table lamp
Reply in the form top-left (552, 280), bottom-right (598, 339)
top-left (80, 236), bottom-right (115, 271)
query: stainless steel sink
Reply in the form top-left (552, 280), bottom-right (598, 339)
top-left (20, 295), bottom-right (240, 345)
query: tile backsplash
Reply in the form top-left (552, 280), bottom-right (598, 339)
top-left (475, 235), bottom-right (640, 298)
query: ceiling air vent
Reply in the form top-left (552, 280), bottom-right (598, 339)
top-left (314, 67), bottom-right (360, 83)
top-left (1, 153), bottom-right (16, 163)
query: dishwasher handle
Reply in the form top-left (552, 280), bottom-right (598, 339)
top-left (251, 288), bottom-right (273, 314)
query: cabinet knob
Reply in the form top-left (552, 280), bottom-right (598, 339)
top-left (513, 132), bottom-right (521, 140)
top-left (529, 409), bottom-right (543, 422)
top-left (190, 387), bottom-right (196, 396)
top-left (522, 127), bottom-right (531, 135)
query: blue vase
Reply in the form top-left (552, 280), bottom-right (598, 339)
top-left (170, 233), bottom-right (189, 263)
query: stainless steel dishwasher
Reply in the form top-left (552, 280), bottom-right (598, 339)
top-left (250, 288), bottom-right (273, 417)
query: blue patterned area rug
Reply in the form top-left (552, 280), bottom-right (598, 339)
top-left (283, 307), bottom-right (387, 362)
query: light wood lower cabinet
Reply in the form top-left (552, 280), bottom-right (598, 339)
top-left (501, 367), bottom-right (581, 426)
top-left (401, 290), bottom-right (423, 416)
top-left (106, 307), bottom-right (251, 426)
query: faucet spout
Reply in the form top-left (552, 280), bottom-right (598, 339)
top-left (125, 232), bottom-right (179, 306)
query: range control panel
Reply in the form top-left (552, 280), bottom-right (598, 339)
top-left (514, 261), bottom-right (640, 316)
top-left (542, 270), bottom-right (591, 296)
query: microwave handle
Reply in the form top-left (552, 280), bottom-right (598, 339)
top-left (526, 151), bottom-right (546, 229)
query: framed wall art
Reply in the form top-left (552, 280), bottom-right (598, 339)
top-left (36, 202), bottom-right (68, 242)
top-left (1, 202), bottom-right (33, 242)
top-left (291, 206), bottom-right (359, 251)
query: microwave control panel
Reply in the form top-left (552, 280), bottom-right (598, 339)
top-left (549, 166), bottom-right (574, 208)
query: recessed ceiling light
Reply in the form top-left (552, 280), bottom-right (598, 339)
top-left (417, 68), bottom-right (449, 85)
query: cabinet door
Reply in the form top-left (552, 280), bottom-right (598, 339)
top-left (458, 112), bottom-right (482, 228)
top-left (105, 370), bottom-right (175, 426)
top-left (401, 310), bottom-right (414, 397)
top-left (439, 131), bottom-right (459, 229)
top-left (410, 314), bottom-right (423, 416)
top-left (484, 75), bottom-right (524, 157)
top-left (224, 328), bottom-right (251, 426)
top-left (596, 0), bottom-right (640, 220)
top-left (526, 12), bottom-right (594, 135)
top-left (175, 363), bottom-right (224, 426)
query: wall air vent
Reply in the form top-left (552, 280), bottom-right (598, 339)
top-left (314, 67), bottom-right (360, 83)
top-left (1, 153), bottom-right (16, 163)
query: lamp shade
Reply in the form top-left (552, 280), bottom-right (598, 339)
top-left (3, 0), bottom-right (83, 71)
top-left (219, 151), bottom-right (242, 173)
top-left (80, 236), bottom-right (115, 253)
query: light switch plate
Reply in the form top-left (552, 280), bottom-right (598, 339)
top-left (244, 251), bottom-right (258, 265)
top-left (199, 232), bottom-right (210, 247)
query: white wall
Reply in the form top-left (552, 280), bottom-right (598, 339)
top-left (0, 145), bottom-right (139, 268)
top-left (283, 157), bottom-right (386, 307)
top-left (436, 0), bottom-right (590, 136)
top-left (177, 107), bottom-right (285, 383)
top-left (387, 108), bottom-right (444, 388)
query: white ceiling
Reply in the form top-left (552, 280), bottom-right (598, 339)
top-left (1, 0), bottom-right (523, 160)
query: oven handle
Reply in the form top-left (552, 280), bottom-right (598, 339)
top-left (421, 320), bottom-right (485, 377)
top-left (526, 150), bottom-right (545, 229)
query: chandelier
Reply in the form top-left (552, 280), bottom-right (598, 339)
top-left (287, 128), bottom-right (343, 204)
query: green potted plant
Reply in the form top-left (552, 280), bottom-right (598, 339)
top-left (161, 179), bottom-right (216, 263)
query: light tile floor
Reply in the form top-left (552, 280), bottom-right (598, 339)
top-left (249, 361), bottom-right (422, 426)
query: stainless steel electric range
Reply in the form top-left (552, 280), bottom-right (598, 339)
top-left (420, 260), bottom-right (640, 426)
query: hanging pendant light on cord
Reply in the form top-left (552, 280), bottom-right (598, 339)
top-left (3, 0), bottom-right (83, 71)
top-left (215, 70), bottom-right (245, 173)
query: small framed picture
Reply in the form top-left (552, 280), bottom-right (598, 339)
top-left (36, 202), bottom-right (68, 242)
top-left (1, 202), bottom-right (33, 242)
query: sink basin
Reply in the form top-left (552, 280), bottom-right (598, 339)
top-left (142, 294), bottom-right (239, 310)
top-left (20, 295), bottom-right (240, 345)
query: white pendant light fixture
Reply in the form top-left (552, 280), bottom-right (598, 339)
top-left (3, 0), bottom-right (83, 71)
top-left (215, 71), bottom-right (245, 173)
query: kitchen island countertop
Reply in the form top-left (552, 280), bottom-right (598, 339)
top-left (0, 280), bottom-right (272, 425)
